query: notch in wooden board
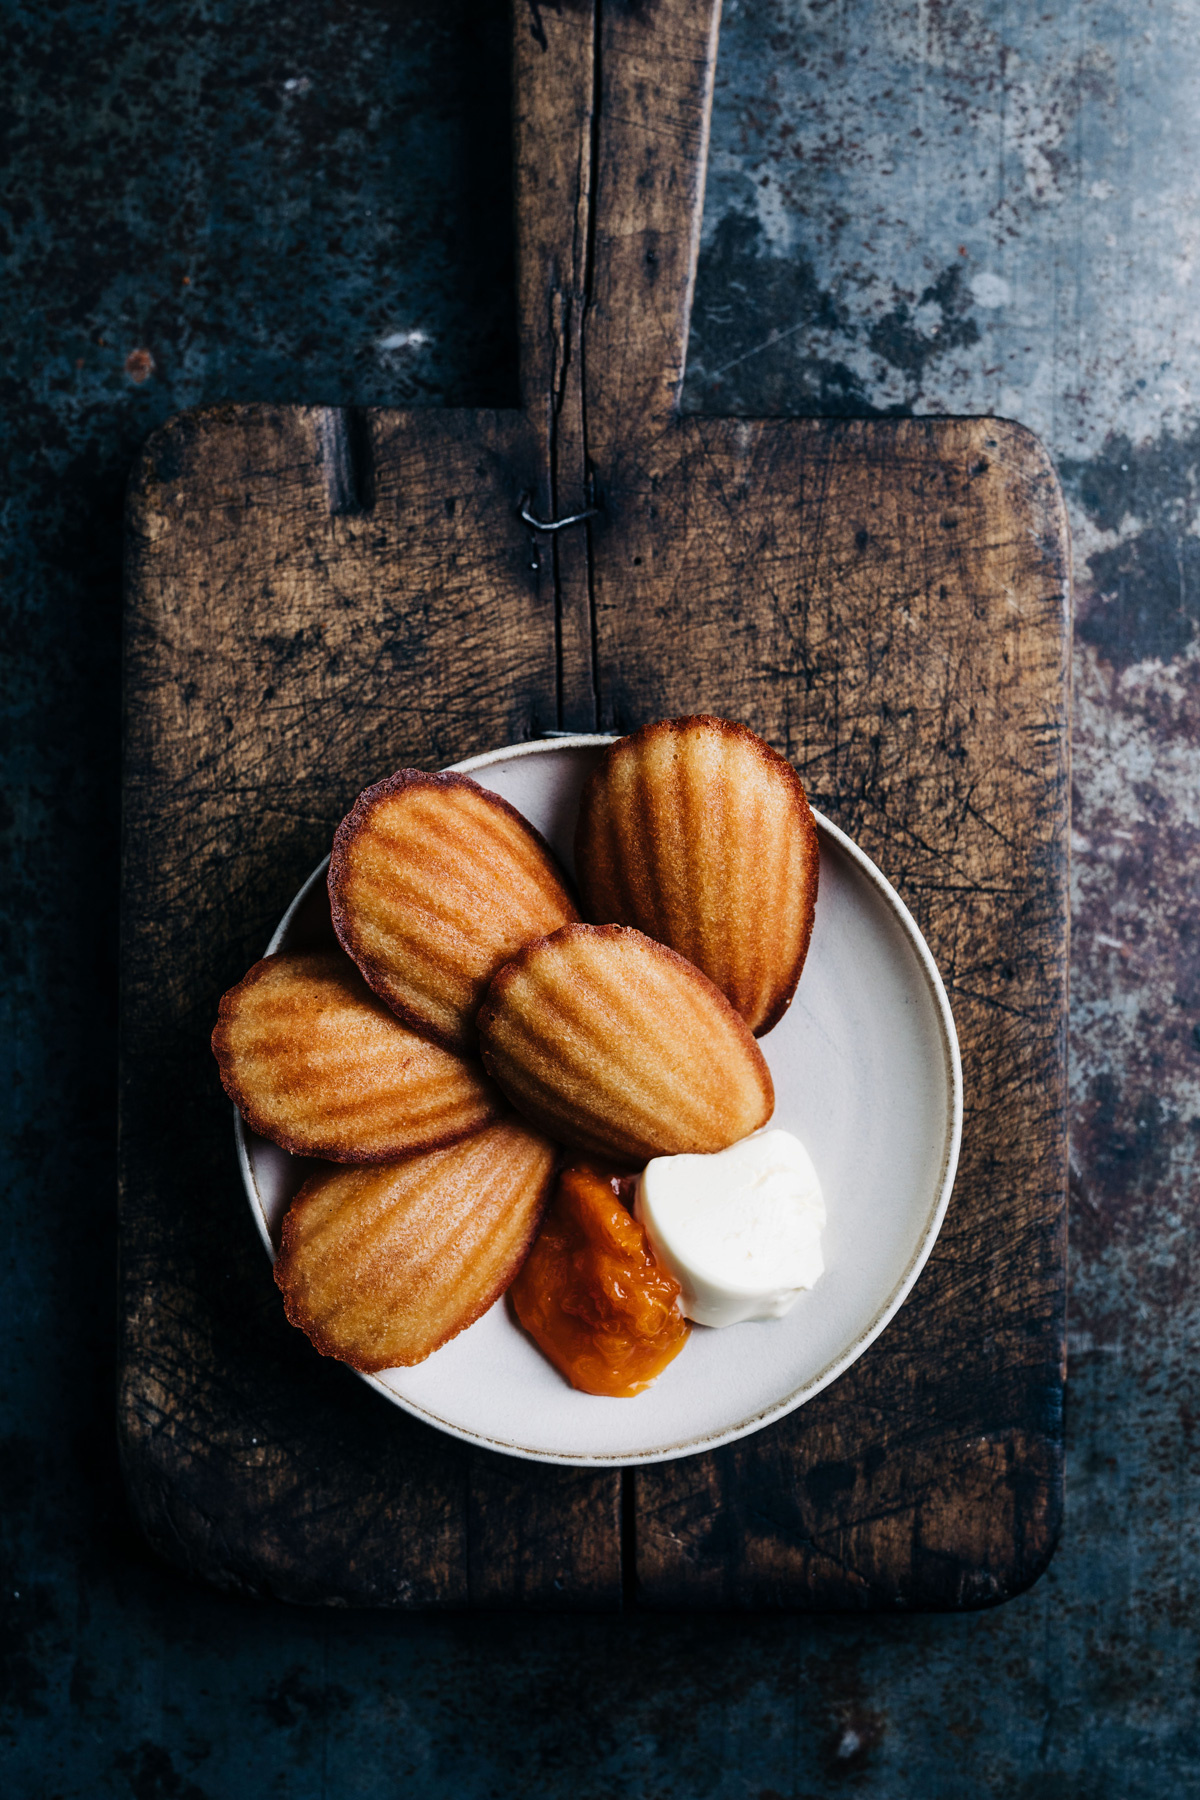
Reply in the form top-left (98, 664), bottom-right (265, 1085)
top-left (316, 406), bottom-right (376, 517)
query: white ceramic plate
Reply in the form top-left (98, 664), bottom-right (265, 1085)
top-left (237, 736), bottom-right (962, 1466)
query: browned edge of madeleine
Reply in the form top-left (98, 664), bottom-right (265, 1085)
top-left (273, 1127), bottom-right (562, 1371)
top-left (211, 952), bottom-right (499, 1162)
top-left (574, 714), bottom-right (821, 1037)
top-left (475, 920), bottom-right (775, 1122)
top-left (327, 767), bottom-right (578, 1051)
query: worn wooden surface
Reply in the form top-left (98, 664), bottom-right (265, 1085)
top-left (119, 0), bottom-right (1069, 1609)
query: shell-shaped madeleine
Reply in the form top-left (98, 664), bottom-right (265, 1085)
top-left (275, 1117), bottom-right (559, 1370)
top-left (329, 770), bottom-right (578, 1053)
top-left (477, 923), bottom-right (774, 1163)
top-left (575, 716), bottom-right (820, 1035)
top-left (212, 949), bottom-right (498, 1161)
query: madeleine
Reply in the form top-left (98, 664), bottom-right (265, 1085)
top-left (575, 716), bottom-right (819, 1034)
top-left (329, 770), bottom-right (578, 1053)
top-left (212, 949), bottom-right (498, 1161)
top-left (477, 923), bottom-right (773, 1163)
top-left (275, 1117), bottom-right (559, 1370)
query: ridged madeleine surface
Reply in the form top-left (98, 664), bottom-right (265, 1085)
top-left (576, 716), bottom-right (820, 1035)
top-left (275, 1118), bottom-right (559, 1370)
top-left (212, 949), bottom-right (498, 1161)
top-left (329, 770), bottom-right (578, 1053)
top-left (477, 923), bottom-right (774, 1162)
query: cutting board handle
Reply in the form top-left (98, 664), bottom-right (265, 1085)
top-left (513, 0), bottom-right (722, 448)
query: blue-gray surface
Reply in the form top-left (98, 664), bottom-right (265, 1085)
top-left (3, 0), bottom-right (1198, 1792)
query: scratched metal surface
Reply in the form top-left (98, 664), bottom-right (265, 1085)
top-left (3, 0), bottom-right (1198, 1793)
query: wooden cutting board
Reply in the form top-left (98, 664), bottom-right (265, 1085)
top-left (119, 0), bottom-right (1068, 1610)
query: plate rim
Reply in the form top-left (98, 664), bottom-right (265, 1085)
top-left (235, 734), bottom-right (963, 1466)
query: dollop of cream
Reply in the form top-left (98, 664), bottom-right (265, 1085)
top-left (635, 1127), bottom-right (826, 1328)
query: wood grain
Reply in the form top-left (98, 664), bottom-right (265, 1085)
top-left (514, 0), bottom-right (597, 728)
top-left (587, 0), bottom-right (721, 444)
top-left (119, 0), bottom-right (1068, 1609)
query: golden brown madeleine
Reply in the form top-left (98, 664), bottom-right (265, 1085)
top-left (212, 949), bottom-right (498, 1161)
top-left (477, 923), bottom-right (774, 1163)
top-left (275, 1117), bottom-right (559, 1370)
top-left (575, 716), bottom-right (820, 1035)
top-left (328, 770), bottom-right (578, 1053)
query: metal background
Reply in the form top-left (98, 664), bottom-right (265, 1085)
top-left (3, 0), bottom-right (1198, 1792)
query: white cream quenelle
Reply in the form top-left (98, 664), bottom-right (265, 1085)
top-left (635, 1128), bottom-right (826, 1328)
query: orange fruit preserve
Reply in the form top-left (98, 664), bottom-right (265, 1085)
top-left (511, 1159), bottom-right (690, 1397)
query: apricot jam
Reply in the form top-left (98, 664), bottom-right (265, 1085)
top-left (511, 1160), bottom-right (690, 1397)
